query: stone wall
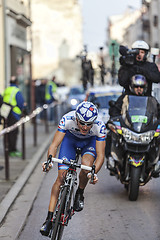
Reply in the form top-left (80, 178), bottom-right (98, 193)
top-left (31, 0), bottom-right (83, 85)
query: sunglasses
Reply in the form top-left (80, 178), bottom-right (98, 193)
top-left (78, 120), bottom-right (93, 126)
top-left (134, 85), bottom-right (145, 89)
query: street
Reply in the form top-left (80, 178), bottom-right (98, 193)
top-left (16, 158), bottom-right (160, 240)
top-left (1, 1), bottom-right (160, 239)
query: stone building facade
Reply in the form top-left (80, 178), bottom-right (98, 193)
top-left (31, 0), bottom-right (83, 85)
top-left (0, 0), bottom-right (31, 107)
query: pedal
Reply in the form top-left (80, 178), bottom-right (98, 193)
top-left (110, 171), bottom-right (115, 176)
top-left (71, 207), bottom-right (75, 217)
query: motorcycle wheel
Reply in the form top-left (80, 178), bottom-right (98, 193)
top-left (128, 166), bottom-right (141, 201)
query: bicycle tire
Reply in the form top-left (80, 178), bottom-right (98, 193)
top-left (57, 184), bottom-right (74, 240)
top-left (51, 187), bottom-right (68, 240)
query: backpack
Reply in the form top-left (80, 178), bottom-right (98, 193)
top-left (0, 102), bottom-right (13, 119)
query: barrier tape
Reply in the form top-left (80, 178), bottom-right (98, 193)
top-left (0, 101), bottom-right (59, 136)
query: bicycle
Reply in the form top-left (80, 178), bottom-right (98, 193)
top-left (44, 148), bottom-right (95, 240)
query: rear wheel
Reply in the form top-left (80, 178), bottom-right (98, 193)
top-left (51, 187), bottom-right (68, 240)
top-left (128, 166), bottom-right (141, 201)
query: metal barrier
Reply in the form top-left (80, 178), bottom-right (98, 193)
top-left (0, 101), bottom-right (63, 180)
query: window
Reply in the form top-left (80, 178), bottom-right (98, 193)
top-left (153, 15), bottom-right (158, 27)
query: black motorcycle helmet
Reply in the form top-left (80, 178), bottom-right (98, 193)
top-left (130, 75), bottom-right (148, 96)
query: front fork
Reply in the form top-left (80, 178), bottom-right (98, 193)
top-left (126, 154), bottom-right (155, 186)
top-left (124, 154), bottom-right (145, 182)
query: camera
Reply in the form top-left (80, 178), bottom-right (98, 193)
top-left (119, 45), bottom-right (139, 65)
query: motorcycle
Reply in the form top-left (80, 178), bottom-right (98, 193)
top-left (106, 95), bottom-right (160, 201)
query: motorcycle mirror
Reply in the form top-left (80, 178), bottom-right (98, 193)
top-left (95, 102), bottom-right (100, 108)
top-left (109, 100), bottom-right (116, 107)
top-left (151, 47), bottom-right (159, 56)
top-left (151, 48), bottom-right (159, 62)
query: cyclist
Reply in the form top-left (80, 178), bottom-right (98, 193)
top-left (40, 101), bottom-right (106, 236)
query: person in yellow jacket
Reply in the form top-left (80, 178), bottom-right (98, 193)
top-left (2, 76), bottom-right (25, 157)
top-left (45, 76), bottom-right (57, 103)
top-left (45, 76), bottom-right (57, 122)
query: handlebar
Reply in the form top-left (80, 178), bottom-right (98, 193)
top-left (51, 156), bottom-right (92, 171)
top-left (45, 155), bottom-right (96, 180)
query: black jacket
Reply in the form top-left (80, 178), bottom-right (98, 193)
top-left (109, 93), bottom-right (125, 118)
top-left (118, 60), bottom-right (160, 96)
top-left (109, 93), bottom-right (160, 119)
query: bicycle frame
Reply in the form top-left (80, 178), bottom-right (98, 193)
top-left (54, 163), bottom-right (77, 225)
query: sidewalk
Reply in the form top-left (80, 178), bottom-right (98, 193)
top-left (0, 121), bottom-right (56, 224)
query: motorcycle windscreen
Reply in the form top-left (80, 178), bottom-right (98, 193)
top-left (126, 96), bottom-right (158, 132)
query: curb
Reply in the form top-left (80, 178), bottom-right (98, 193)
top-left (0, 131), bottom-right (54, 225)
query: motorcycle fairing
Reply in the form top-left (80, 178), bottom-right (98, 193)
top-left (122, 96), bottom-right (158, 133)
top-left (154, 124), bottom-right (160, 137)
top-left (129, 155), bottom-right (145, 167)
top-left (113, 121), bottom-right (122, 134)
top-left (113, 121), bottom-right (121, 126)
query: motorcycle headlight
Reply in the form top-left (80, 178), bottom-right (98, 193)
top-left (70, 98), bottom-right (78, 106)
top-left (122, 127), bottom-right (155, 144)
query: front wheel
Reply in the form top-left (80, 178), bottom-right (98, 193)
top-left (51, 187), bottom-right (68, 240)
top-left (128, 166), bottom-right (141, 201)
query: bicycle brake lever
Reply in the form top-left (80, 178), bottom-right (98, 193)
top-left (90, 165), bottom-right (96, 183)
top-left (44, 154), bottom-right (52, 172)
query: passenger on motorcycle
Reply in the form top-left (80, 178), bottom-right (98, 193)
top-left (40, 101), bottom-right (106, 237)
top-left (118, 40), bottom-right (160, 96)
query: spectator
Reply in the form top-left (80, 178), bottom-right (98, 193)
top-left (45, 76), bottom-right (57, 123)
top-left (0, 94), bottom-right (3, 124)
top-left (45, 76), bottom-right (57, 104)
top-left (81, 56), bottom-right (94, 90)
top-left (35, 79), bottom-right (46, 123)
top-left (2, 76), bottom-right (25, 157)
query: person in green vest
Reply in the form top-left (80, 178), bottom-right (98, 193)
top-left (0, 94), bottom-right (3, 124)
top-left (45, 76), bottom-right (57, 122)
top-left (2, 76), bottom-right (25, 157)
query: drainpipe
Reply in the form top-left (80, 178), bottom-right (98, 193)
top-left (2, 0), bottom-right (7, 88)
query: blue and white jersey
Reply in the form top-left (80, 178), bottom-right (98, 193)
top-left (58, 110), bottom-right (106, 141)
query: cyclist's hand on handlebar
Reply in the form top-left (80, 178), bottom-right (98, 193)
top-left (42, 161), bottom-right (53, 172)
top-left (87, 172), bottom-right (98, 184)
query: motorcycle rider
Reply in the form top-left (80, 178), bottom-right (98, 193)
top-left (118, 40), bottom-right (160, 96)
top-left (110, 74), bottom-right (149, 117)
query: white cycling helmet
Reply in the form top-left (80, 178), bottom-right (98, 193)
top-left (76, 101), bottom-right (98, 123)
